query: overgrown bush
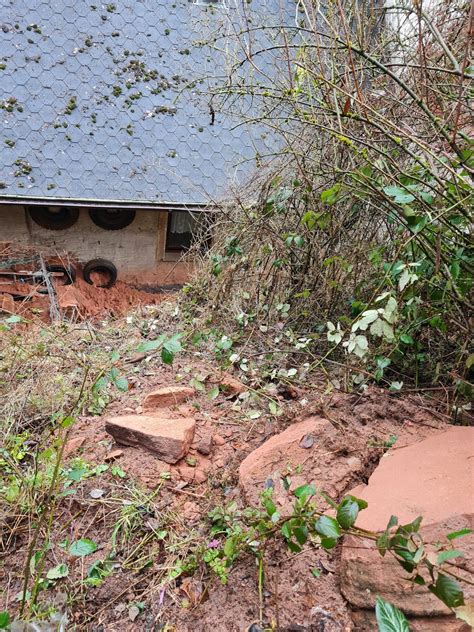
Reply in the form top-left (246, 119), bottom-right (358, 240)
top-left (187, 0), bottom-right (473, 393)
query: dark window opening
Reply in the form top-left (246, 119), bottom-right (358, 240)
top-left (165, 211), bottom-right (210, 252)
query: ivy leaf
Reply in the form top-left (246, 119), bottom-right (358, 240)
top-left (375, 596), bottom-right (410, 631)
top-left (429, 573), bottom-right (464, 608)
top-left (69, 538), bottom-right (98, 557)
top-left (46, 563), bottom-right (69, 580)
top-left (315, 516), bottom-right (341, 539)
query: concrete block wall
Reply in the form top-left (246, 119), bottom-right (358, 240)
top-left (0, 205), bottom-right (192, 284)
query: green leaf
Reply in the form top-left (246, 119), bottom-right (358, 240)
top-left (136, 336), bottom-right (164, 353)
top-left (383, 186), bottom-right (415, 205)
top-left (0, 611), bottom-right (10, 629)
top-left (161, 347), bottom-right (174, 365)
top-left (399, 334), bottom-right (414, 345)
top-left (69, 538), bottom-right (98, 557)
top-left (293, 526), bottom-right (308, 546)
top-left (293, 484), bottom-right (316, 499)
top-left (114, 377), bottom-right (129, 392)
top-left (429, 573), bottom-right (464, 608)
top-left (320, 536), bottom-right (338, 549)
top-left (46, 563), bottom-right (69, 580)
top-left (163, 334), bottom-right (183, 355)
top-left (375, 596), bottom-right (410, 631)
top-left (447, 528), bottom-right (472, 541)
top-left (286, 540), bottom-right (302, 553)
top-left (315, 516), bottom-right (341, 539)
top-left (208, 386), bottom-right (220, 400)
top-left (337, 498), bottom-right (359, 529)
top-left (321, 184), bottom-right (341, 205)
top-left (437, 549), bottom-right (464, 565)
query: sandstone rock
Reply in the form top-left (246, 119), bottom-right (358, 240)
top-left (178, 465), bottom-right (207, 483)
top-left (340, 427), bottom-right (474, 618)
top-left (104, 448), bottom-right (124, 462)
top-left (105, 414), bottom-right (195, 464)
top-left (63, 436), bottom-right (85, 458)
top-left (239, 416), bottom-right (354, 508)
top-left (218, 373), bottom-right (246, 395)
top-left (142, 386), bottom-right (194, 411)
top-left (212, 433), bottom-right (226, 446)
top-left (197, 434), bottom-right (213, 455)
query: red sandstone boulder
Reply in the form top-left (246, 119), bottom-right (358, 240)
top-left (142, 386), bottom-right (195, 411)
top-left (340, 426), bottom-right (473, 628)
top-left (239, 417), bottom-right (365, 508)
top-left (105, 414), bottom-right (195, 464)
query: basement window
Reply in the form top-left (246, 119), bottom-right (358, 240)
top-left (166, 210), bottom-right (207, 252)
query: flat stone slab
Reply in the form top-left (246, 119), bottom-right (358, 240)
top-left (105, 414), bottom-right (195, 464)
top-left (142, 386), bottom-right (194, 411)
top-left (341, 426), bottom-right (474, 618)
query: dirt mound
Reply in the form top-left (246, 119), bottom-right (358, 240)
top-left (0, 242), bottom-right (168, 321)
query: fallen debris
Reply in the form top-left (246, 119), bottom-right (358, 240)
top-left (142, 386), bottom-right (195, 411)
top-left (105, 413), bottom-right (196, 464)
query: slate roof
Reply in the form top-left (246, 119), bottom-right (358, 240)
top-left (0, 0), bottom-right (288, 206)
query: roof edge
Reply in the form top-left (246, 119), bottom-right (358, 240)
top-left (0, 195), bottom-right (213, 212)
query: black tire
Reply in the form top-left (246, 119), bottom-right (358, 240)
top-left (45, 264), bottom-right (76, 285)
top-left (83, 258), bottom-right (117, 289)
top-left (28, 206), bottom-right (79, 230)
top-left (89, 209), bottom-right (136, 230)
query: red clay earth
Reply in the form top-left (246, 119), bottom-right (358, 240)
top-left (1, 351), bottom-right (464, 632)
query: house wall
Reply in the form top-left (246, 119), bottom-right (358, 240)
top-left (0, 205), bottom-right (192, 285)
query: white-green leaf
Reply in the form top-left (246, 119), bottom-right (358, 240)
top-left (46, 563), bottom-right (69, 580)
top-left (69, 538), bottom-right (97, 557)
top-left (375, 596), bottom-right (410, 631)
top-left (352, 310), bottom-right (379, 332)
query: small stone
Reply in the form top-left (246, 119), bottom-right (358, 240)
top-left (197, 434), bottom-right (213, 455)
top-left (218, 373), bottom-right (246, 395)
top-left (194, 468), bottom-right (207, 483)
top-left (105, 448), bottom-right (124, 461)
top-left (142, 386), bottom-right (194, 411)
top-left (212, 433), bottom-right (226, 446)
top-left (299, 433), bottom-right (314, 448)
top-left (63, 436), bottom-right (85, 458)
top-left (89, 488), bottom-right (105, 499)
top-left (346, 456), bottom-right (362, 471)
top-left (105, 414), bottom-right (195, 464)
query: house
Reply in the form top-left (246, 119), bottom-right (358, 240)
top-left (0, 0), bottom-right (289, 285)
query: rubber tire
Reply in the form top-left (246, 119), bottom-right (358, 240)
top-left (45, 264), bottom-right (76, 285)
top-left (89, 209), bottom-right (136, 230)
top-left (83, 258), bottom-right (117, 289)
top-left (28, 206), bottom-right (79, 230)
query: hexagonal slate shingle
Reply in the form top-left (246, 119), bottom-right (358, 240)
top-left (0, 0), bottom-right (295, 205)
